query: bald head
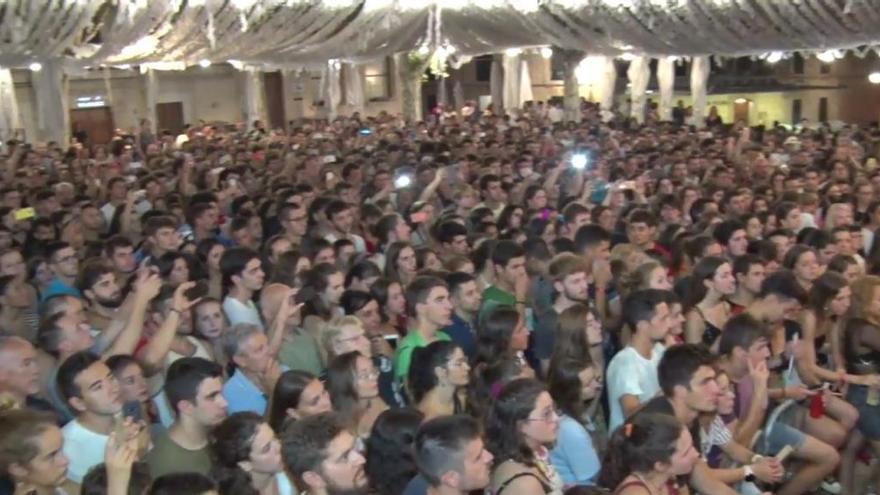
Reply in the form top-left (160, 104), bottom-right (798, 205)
top-left (0, 335), bottom-right (40, 400)
top-left (0, 335), bottom-right (30, 358)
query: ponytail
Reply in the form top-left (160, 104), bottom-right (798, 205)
top-left (598, 413), bottom-right (682, 490)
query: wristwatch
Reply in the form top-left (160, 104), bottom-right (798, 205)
top-left (744, 464), bottom-right (757, 483)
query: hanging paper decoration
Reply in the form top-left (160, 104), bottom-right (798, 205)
top-left (0, 1), bottom-right (877, 74)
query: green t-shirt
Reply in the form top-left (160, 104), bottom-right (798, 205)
top-left (278, 329), bottom-right (324, 376)
top-left (478, 285), bottom-right (517, 323)
top-left (393, 330), bottom-right (451, 381)
top-left (147, 432), bottom-right (213, 478)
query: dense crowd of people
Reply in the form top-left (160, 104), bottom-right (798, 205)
top-left (1, 99), bottom-right (880, 495)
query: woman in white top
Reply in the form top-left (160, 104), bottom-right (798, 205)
top-left (0, 409), bottom-right (79, 495)
top-left (209, 412), bottom-right (295, 495)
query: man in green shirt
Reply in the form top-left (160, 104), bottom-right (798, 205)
top-left (478, 240), bottom-right (529, 323)
top-left (147, 357), bottom-right (228, 478)
top-left (394, 276), bottom-right (453, 382)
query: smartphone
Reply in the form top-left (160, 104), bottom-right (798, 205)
top-left (359, 129), bottom-right (371, 136)
top-left (122, 400), bottom-right (142, 422)
top-left (13, 207), bottom-right (35, 221)
top-left (184, 280), bottom-right (209, 301)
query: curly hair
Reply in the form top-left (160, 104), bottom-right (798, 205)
top-left (485, 378), bottom-right (546, 468)
top-left (208, 412), bottom-right (264, 495)
top-left (408, 341), bottom-right (462, 405)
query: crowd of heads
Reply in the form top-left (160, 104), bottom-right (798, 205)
top-left (1, 101), bottom-right (880, 495)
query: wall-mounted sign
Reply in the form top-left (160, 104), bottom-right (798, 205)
top-left (75, 95), bottom-right (106, 108)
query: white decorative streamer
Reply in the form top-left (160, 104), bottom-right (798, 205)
top-left (326, 61), bottom-right (342, 120)
top-left (502, 52), bottom-right (521, 112)
top-left (690, 55), bottom-right (710, 127)
top-left (626, 55), bottom-right (649, 123)
top-left (0, 68), bottom-right (21, 141)
top-left (490, 55), bottom-right (503, 111)
top-left (32, 59), bottom-right (69, 145)
top-left (144, 68), bottom-right (158, 134)
top-left (519, 57), bottom-right (533, 105)
top-left (595, 56), bottom-right (617, 114)
top-left (243, 69), bottom-right (267, 127)
top-left (207, 9), bottom-right (216, 49)
top-left (657, 56), bottom-right (675, 121)
top-left (343, 63), bottom-right (365, 114)
top-left (1, 2), bottom-right (880, 74)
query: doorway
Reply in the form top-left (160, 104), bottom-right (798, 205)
top-left (263, 71), bottom-right (286, 130)
top-left (733, 99), bottom-right (750, 124)
top-left (156, 102), bottom-right (185, 135)
top-left (70, 107), bottom-right (114, 146)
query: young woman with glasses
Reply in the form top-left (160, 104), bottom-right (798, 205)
top-left (486, 378), bottom-right (564, 495)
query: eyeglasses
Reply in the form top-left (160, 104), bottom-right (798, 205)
top-left (525, 407), bottom-right (561, 423)
top-left (356, 369), bottom-right (379, 381)
top-left (53, 254), bottom-right (77, 264)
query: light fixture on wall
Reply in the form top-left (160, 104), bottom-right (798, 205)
top-left (869, 72), bottom-right (880, 84)
top-left (28, 62), bottom-right (42, 72)
top-left (198, 59), bottom-right (211, 68)
top-left (816, 50), bottom-right (840, 63)
top-left (764, 52), bottom-right (784, 64)
top-left (734, 97), bottom-right (748, 104)
top-left (540, 47), bottom-right (553, 59)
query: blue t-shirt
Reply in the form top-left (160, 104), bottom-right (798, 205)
top-left (549, 414), bottom-right (600, 486)
top-left (442, 313), bottom-right (477, 360)
top-left (223, 366), bottom-right (289, 415)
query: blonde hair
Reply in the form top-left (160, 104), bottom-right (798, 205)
top-left (849, 276), bottom-right (880, 324)
top-left (620, 261), bottom-right (665, 299)
top-left (824, 203), bottom-right (852, 231)
top-left (320, 315), bottom-right (365, 359)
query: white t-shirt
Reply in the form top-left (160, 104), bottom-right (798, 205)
top-left (223, 296), bottom-right (264, 330)
top-left (61, 419), bottom-right (109, 483)
top-left (166, 336), bottom-right (213, 369)
top-left (606, 343), bottom-right (666, 432)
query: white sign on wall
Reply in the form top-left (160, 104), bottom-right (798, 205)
top-left (75, 96), bottom-right (106, 108)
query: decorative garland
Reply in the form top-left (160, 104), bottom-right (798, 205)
top-left (0, 0), bottom-right (878, 71)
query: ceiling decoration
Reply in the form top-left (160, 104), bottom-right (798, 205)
top-left (1, 0), bottom-right (879, 70)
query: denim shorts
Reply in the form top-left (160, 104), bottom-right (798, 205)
top-left (846, 384), bottom-right (880, 440)
top-left (756, 422), bottom-right (807, 456)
